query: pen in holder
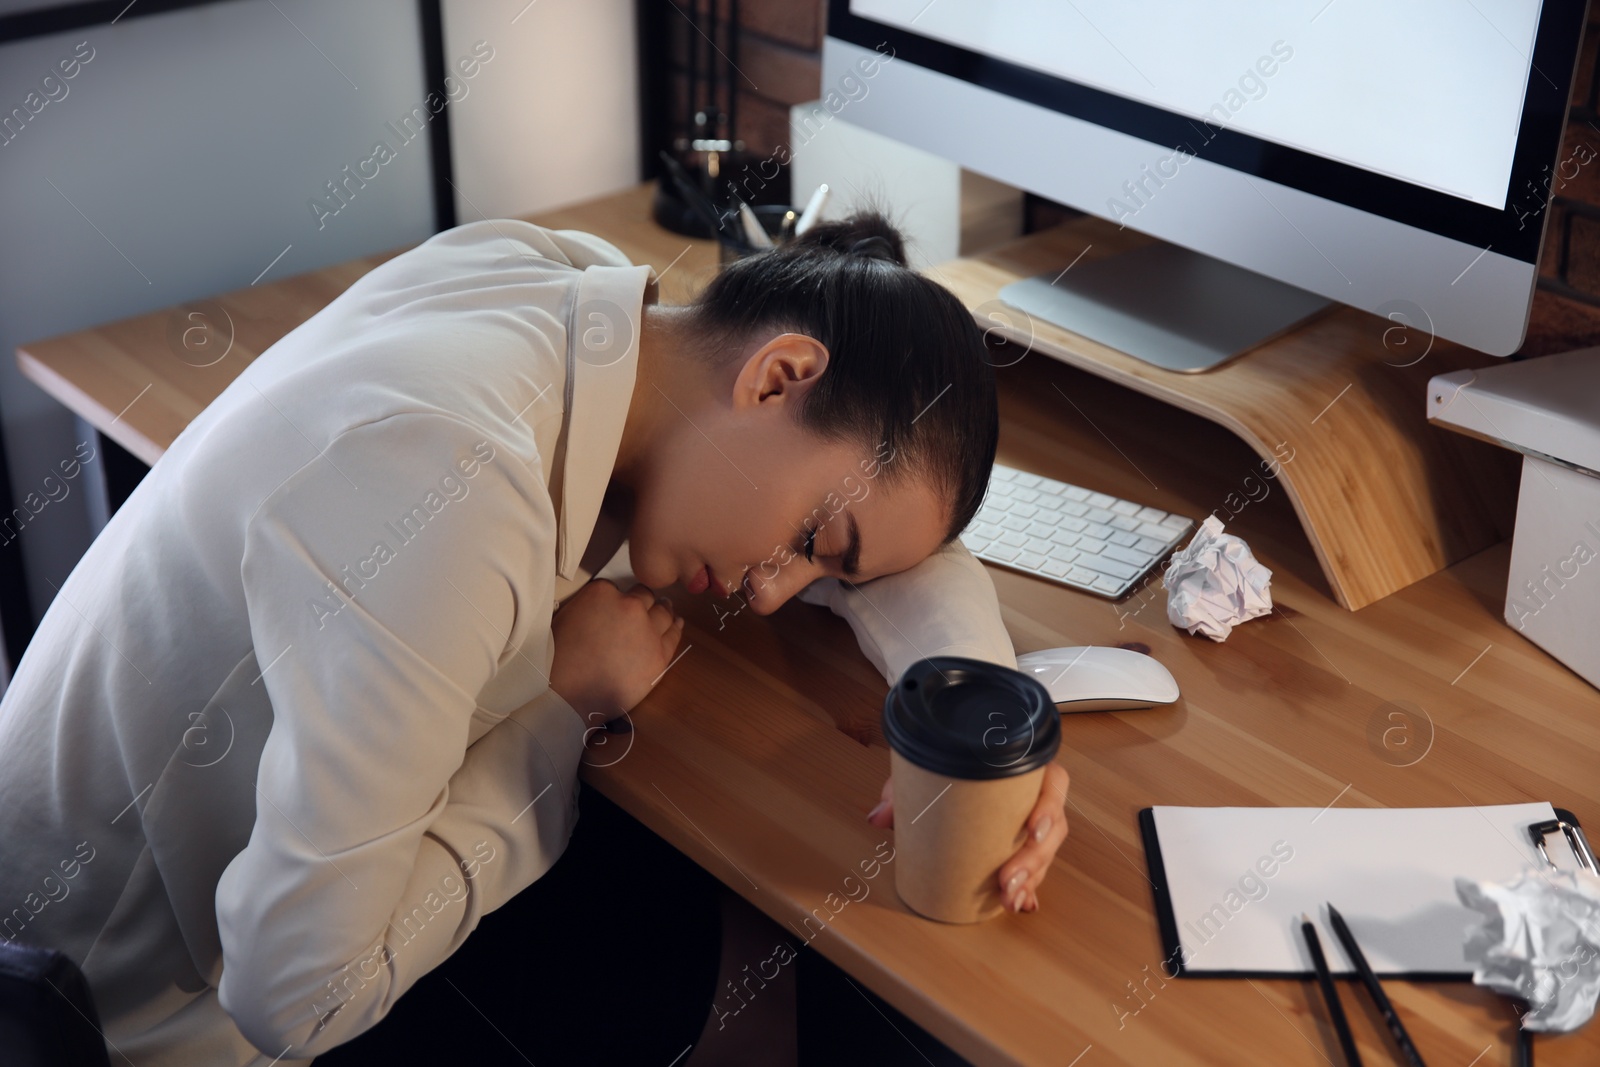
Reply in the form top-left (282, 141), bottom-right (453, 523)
top-left (718, 204), bottom-right (797, 267)
top-left (655, 149), bottom-right (796, 268)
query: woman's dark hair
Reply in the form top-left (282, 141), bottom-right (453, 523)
top-left (683, 211), bottom-right (998, 545)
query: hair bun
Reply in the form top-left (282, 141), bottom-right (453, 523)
top-left (792, 210), bottom-right (909, 268)
top-left (847, 235), bottom-right (897, 261)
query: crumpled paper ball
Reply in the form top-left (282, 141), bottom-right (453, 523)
top-left (1163, 516), bottom-right (1272, 641)
top-left (1455, 868), bottom-right (1600, 1032)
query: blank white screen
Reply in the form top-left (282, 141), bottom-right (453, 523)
top-left (852, 0), bottom-right (1541, 209)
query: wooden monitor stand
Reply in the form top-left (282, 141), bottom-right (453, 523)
top-left (936, 218), bottom-right (1520, 611)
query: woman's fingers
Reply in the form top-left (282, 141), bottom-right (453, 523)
top-left (624, 583), bottom-right (678, 633)
top-left (622, 582), bottom-right (657, 606)
top-left (655, 616), bottom-right (686, 670)
top-left (866, 774), bottom-right (894, 829)
top-left (996, 762), bottom-right (1071, 913)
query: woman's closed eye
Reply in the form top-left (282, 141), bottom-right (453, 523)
top-left (797, 513), bottom-right (862, 576)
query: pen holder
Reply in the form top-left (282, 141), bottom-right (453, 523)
top-left (718, 204), bottom-right (796, 268)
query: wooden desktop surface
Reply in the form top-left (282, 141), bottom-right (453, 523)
top-left (18, 184), bottom-right (1600, 1065)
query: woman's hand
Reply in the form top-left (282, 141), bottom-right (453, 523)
top-left (866, 762), bottom-right (1071, 913)
top-left (550, 580), bottom-right (684, 725)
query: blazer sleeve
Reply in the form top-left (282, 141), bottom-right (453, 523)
top-left (214, 411), bottom-right (587, 1057)
top-left (795, 537), bottom-right (1018, 687)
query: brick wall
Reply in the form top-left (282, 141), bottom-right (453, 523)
top-left (724, 1), bottom-right (824, 158)
top-left (1524, 14), bottom-right (1600, 356)
top-left (650, 0), bottom-right (825, 205)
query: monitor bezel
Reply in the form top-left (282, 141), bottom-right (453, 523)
top-left (826, 0), bottom-right (1589, 267)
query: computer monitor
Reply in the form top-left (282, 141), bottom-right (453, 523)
top-left (823, 1), bottom-right (1590, 370)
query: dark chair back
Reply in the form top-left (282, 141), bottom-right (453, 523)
top-left (0, 939), bottom-right (112, 1067)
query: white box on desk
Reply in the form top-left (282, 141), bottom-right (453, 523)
top-left (1428, 347), bottom-right (1600, 690)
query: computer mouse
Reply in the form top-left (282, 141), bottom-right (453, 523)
top-left (1014, 646), bottom-right (1180, 712)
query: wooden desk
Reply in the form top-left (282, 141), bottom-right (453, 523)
top-left (19, 184), bottom-right (1600, 1065)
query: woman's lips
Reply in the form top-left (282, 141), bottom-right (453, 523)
top-left (686, 563), bottom-right (750, 599)
top-left (686, 564), bottom-right (711, 595)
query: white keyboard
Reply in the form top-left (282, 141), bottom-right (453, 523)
top-left (959, 464), bottom-right (1194, 599)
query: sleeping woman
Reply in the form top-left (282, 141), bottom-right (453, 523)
top-left (0, 211), bottom-right (1071, 1065)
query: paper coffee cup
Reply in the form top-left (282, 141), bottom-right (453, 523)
top-left (883, 656), bottom-right (1061, 924)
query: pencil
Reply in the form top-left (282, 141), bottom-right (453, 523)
top-left (1326, 903), bottom-right (1428, 1067)
top-left (1301, 913), bottom-right (1363, 1066)
top-left (1513, 998), bottom-right (1535, 1067)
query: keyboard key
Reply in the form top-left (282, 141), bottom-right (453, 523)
top-left (1137, 521), bottom-right (1174, 541)
top-left (1011, 503), bottom-right (1039, 520)
top-left (1014, 473), bottom-right (1042, 488)
top-left (1049, 529), bottom-right (1080, 547)
top-left (1085, 522), bottom-right (1115, 540)
top-left (1060, 516), bottom-right (1087, 533)
top-left (1018, 550), bottom-right (1048, 569)
top-left (1108, 530), bottom-right (1140, 547)
top-left (1012, 487), bottom-right (1040, 503)
top-left (992, 481), bottom-right (1016, 496)
top-left (1026, 537), bottom-right (1055, 555)
top-left (974, 522), bottom-right (1003, 539)
top-left (1086, 506), bottom-right (1115, 523)
top-left (1088, 492), bottom-right (1116, 508)
top-left (992, 466), bottom-right (1016, 482)
top-left (1136, 506), bottom-right (1167, 523)
top-left (1047, 544), bottom-right (1079, 563)
top-left (1111, 500), bottom-right (1141, 516)
top-left (1041, 557), bottom-right (1072, 578)
top-left (999, 531), bottom-right (1028, 548)
top-left (1062, 501), bottom-right (1089, 517)
top-left (1134, 535), bottom-right (1167, 554)
top-left (1026, 522), bottom-right (1056, 539)
top-left (1078, 536), bottom-right (1107, 555)
top-left (1063, 485), bottom-right (1090, 502)
top-left (985, 543), bottom-right (1020, 562)
top-left (1108, 515), bottom-right (1141, 532)
top-left (1001, 515), bottom-right (1030, 532)
top-left (1068, 566), bottom-right (1100, 585)
top-left (1161, 514), bottom-right (1191, 529)
top-left (1079, 555), bottom-right (1138, 580)
top-left (1093, 575), bottom-right (1126, 595)
top-left (1104, 544), bottom-right (1152, 567)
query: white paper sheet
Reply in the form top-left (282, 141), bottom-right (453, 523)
top-left (1149, 803), bottom-right (1578, 975)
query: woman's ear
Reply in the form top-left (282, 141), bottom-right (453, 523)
top-left (733, 333), bottom-right (830, 408)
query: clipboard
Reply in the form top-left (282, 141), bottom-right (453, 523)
top-left (1138, 803), bottom-right (1595, 980)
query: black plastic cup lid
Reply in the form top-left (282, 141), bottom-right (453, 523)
top-left (882, 656), bottom-right (1061, 780)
